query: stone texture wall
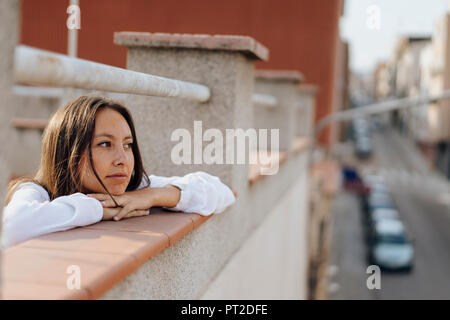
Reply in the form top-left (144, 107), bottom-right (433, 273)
top-left (0, 0), bottom-right (20, 201)
top-left (200, 154), bottom-right (310, 299)
top-left (0, 0), bottom-right (20, 294)
top-left (254, 73), bottom-right (302, 151)
top-left (100, 150), bottom-right (309, 299)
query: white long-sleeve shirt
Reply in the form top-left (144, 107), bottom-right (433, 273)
top-left (1, 171), bottom-right (236, 249)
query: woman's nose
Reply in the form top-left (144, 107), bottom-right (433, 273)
top-left (113, 146), bottom-right (127, 166)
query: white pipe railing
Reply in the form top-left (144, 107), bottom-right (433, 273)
top-left (14, 45), bottom-right (211, 102)
top-left (252, 93), bottom-right (278, 108)
top-left (314, 90), bottom-right (450, 136)
top-left (308, 90), bottom-right (450, 167)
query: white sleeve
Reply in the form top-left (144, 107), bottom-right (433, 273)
top-left (1, 182), bottom-right (103, 249)
top-left (148, 171), bottom-right (236, 216)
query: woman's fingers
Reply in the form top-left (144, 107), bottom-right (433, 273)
top-left (124, 209), bottom-right (150, 218)
top-left (113, 205), bottom-right (134, 221)
top-left (88, 193), bottom-right (123, 208)
top-left (99, 198), bottom-right (118, 208)
top-left (103, 207), bottom-right (149, 221)
top-left (102, 207), bottom-right (121, 220)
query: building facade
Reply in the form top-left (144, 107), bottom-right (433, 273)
top-left (20, 0), bottom-right (345, 146)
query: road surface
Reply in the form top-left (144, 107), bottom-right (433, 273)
top-left (328, 127), bottom-right (450, 299)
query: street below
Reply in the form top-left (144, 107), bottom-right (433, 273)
top-left (329, 126), bottom-right (450, 299)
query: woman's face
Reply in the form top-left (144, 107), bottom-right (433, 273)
top-left (80, 108), bottom-right (135, 195)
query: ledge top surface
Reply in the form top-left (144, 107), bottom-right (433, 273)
top-left (114, 32), bottom-right (269, 61)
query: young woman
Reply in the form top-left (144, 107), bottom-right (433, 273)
top-left (2, 95), bottom-right (236, 249)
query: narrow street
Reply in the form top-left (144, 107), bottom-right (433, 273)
top-left (328, 127), bottom-right (450, 299)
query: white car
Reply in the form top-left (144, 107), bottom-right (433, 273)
top-left (369, 219), bottom-right (414, 271)
top-left (371, 208), bottom-right (400, 222)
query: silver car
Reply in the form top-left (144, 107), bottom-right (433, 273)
top-left (369, 219), bottom-right (414, 271)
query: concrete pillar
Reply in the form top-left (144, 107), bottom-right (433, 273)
top-left (0, 0), bottom-right (20, 199)
top-left (297, 84), bottom-right (319, 138)
top-left (10, 94), bottom-right (60, 177)
top-left (0, 0), bottom-right (20, 295)
top-left (254, 70), bottom-right (303, 151)
top-left (114, 32), bottom-right (268, 193)
top-left (100, 32), bottom-right (271, 299)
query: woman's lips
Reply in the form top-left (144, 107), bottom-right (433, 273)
top-left (106, 175), bottom-right (127, 181)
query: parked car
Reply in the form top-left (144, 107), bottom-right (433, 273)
top-left (362, 174), bottom-right (385, 187)
top-left (353, 117), bottom-right (370, 136)
top-left (361, 189), bottom-right (394, 216)
top-left (355, 135), bottom-right (372, 159)
top-left (367, 180), bottom-right (390, 194)
top-left (368, 219), bottom-right (414, 272)
top-left (361, 173), bottom-right (385, 190)
top-left (366, 208), bottom-right (401, 243)
top-left (352, 118), bottom-right (373, 159)
top-left (370, 208), bottom-right (400, 223)
top-left (361, 189), bottom-right (395, 242)
top-left (360, 175), bottom-right (389, 211)
top-left (342, 166), bottom-right (371, 195)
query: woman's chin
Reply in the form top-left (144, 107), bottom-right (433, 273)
top-left (82, 183), bottom-right (126, 195)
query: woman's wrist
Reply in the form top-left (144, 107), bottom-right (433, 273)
top-left (148, 185), bottom-right (181, 208)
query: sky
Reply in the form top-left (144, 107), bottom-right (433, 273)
top-left (340, 0), bottom-right (449, 74)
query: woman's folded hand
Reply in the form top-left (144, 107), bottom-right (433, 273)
top-left (100, 206), bottom-right (150, 221)
top-left (87, 186), bottom-right (181, 221)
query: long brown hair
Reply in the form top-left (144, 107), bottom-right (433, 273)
top-left (5, 95), bottom-right (150, 205)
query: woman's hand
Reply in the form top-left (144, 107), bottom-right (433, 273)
top-left (87, 186), bottom-right (181, 221)
top-left (101, 206), bottom-right (150, 221)
top-left (87, 188), bottom-right (154, 221)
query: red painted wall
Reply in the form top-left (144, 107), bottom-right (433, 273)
top-left (20, 0), bottom-right (342, 145)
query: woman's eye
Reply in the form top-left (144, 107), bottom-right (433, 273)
top-left (98, 141), bottom-right (111, 147)
top-left (97, 141), bottom-right (133, 149)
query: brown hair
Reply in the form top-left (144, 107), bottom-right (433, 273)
top-left (5, 95), bottom-right (150, 205)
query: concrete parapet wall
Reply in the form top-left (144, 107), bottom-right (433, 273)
top-left (0, 0), bottom-right (20, 199)
top-left (1, 26), bottom-right (316, 299)
top-left (297, 84), bottom-right (318, 138)
top-left (100, 150), bottom-right (309, 299)
top-left (0, 0), bottom-right (20, 294)
top-left (254, 70), bottom-right (303, 151)
top-left (9, 95), bottom-right (60, 176)
top-left (200, 154), bottom-right (309, 299)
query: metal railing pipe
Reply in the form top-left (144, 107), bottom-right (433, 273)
top-left (314, 90), bottom-right (450, 136)
top-left (14, 45), bottom-right (211, 102)
top-left (252, 93), bottom-right (278, 108)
